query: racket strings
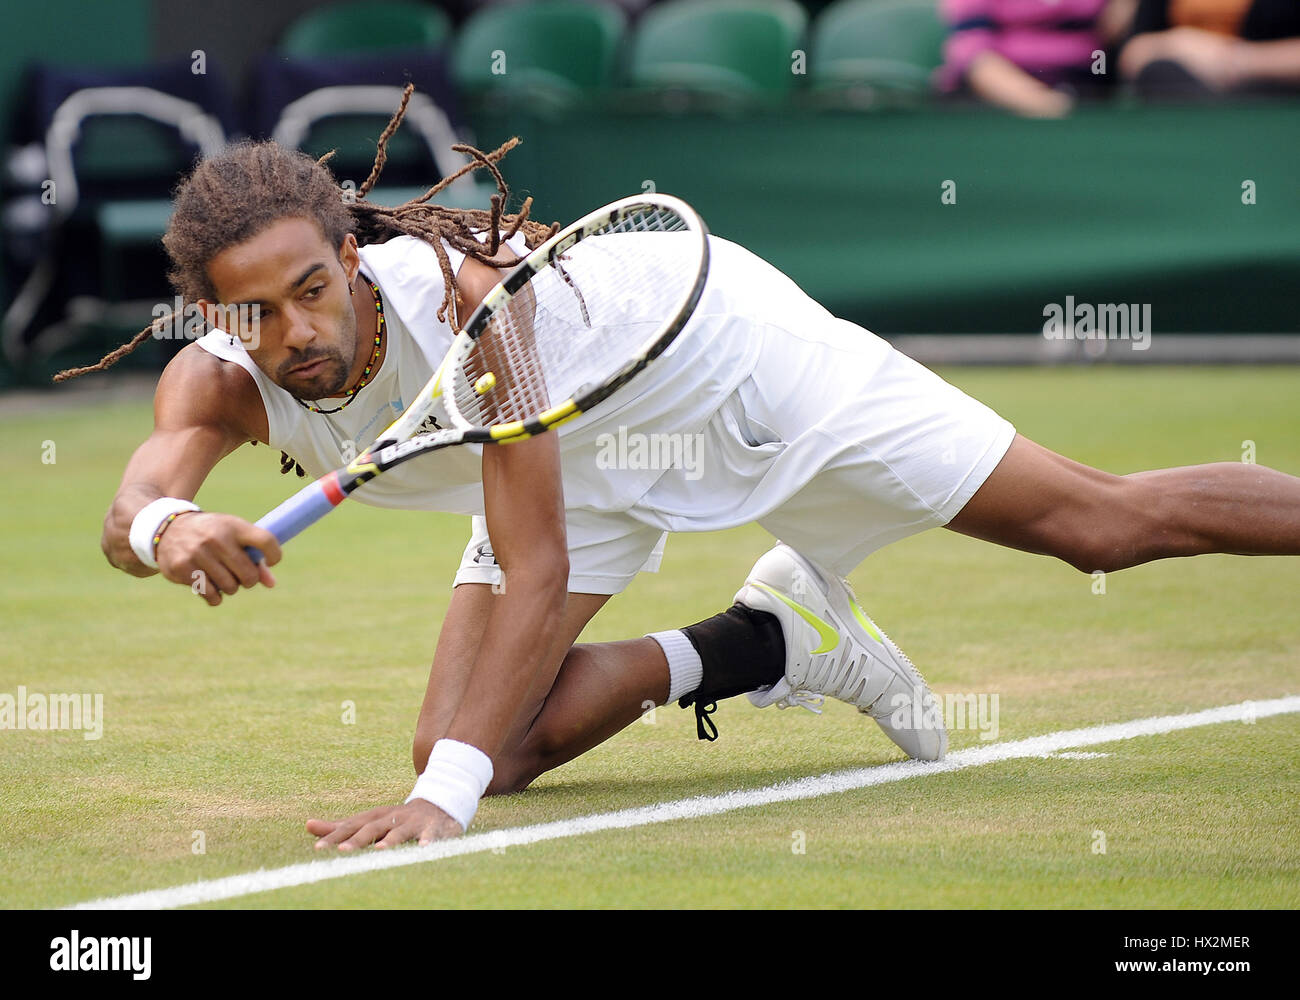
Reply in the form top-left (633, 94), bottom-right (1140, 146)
top-left (451, 205), bottom-right (696, 429)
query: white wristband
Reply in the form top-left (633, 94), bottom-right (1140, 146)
top-left (128, 497), bottom-right (201, 569)
top-left (406, 738), bottom-right (494, 831)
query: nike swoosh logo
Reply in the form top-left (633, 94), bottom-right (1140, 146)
top-left (751, 582), bottom-right (839, 655)
top-left (849, 599), bottom-right (884, 644)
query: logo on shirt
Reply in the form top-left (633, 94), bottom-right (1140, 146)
top-left (472, 543), bottom-right (497, 566)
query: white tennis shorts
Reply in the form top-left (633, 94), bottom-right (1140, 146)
top-left (454, 318), bottom-right (1016, 594)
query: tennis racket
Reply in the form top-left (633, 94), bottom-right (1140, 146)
top-left (245, 193), bottom-right (710, 563)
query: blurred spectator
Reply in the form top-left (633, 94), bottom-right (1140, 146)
top-left (938, 0), bottom-right (1137, 117)
top-left (1119, 0), bottom-right (1300, 97)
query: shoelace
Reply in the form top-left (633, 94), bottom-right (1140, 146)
top-left (773, 689), bottom-right (825, 714)
top-left (692, 701), bottom-right (719, 741)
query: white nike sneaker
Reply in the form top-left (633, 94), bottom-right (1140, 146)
top-left (734, 543), bottom-right (947, 761)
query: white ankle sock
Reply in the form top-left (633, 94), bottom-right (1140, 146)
top-left (647, 630), bottom-right (703, 704)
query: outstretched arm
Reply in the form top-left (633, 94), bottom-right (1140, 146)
top-left (964, 51), bottom-right (1074, 118)
top-left (102, 344), bottom-right (282, 604)
top-left (1120, 29), bottom-right (1300, 90)
top-left (409, 583), bottom-right (613, 786)
top-left (306, 433), bottom-right (571, 849)
top-left (305, 238), bottom-right (573, 848)
top-left (443, 433), bottom-right (570, 754)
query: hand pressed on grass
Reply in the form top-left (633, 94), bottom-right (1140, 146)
top-left (306, 799), bottom-right (462, 851)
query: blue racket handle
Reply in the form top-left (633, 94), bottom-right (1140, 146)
top-left (245, 476), bottom-right (343, 564)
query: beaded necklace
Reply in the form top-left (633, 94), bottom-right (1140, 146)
top-left (296, 277), bottom-right (385, 415)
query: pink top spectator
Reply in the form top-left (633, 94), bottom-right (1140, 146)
top-left (938, 0), bottom-right (1109, 92)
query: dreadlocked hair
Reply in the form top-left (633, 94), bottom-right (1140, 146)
top-left (54, 83), bottom-right (559, 477)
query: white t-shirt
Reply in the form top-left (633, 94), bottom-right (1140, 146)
top-left (195, 229), bottom-right (1017, 593)
top-left (194, 230), bottom-right (788, 583)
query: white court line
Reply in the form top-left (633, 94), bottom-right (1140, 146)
top-left (67, 696), bottom-right (1298, 910)
top-left (1041, 751), bottom-right (1112, 760)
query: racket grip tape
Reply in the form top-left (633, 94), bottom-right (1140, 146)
top-left (245, 473), bottom-right (346, 564)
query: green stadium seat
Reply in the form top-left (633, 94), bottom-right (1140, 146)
top-left (269, 10), bottom-right (478, 209)
top-left (95, 201), bottom-right (174, 259)
top-left (452, 1), bottom-right (627, 107)
top-left (74, 114), bottom-right (189, 282)
top-left (809, 0), bottom-right (945, 101)
top-left (281, 1), bottom-right (452, 57)
top-left (3, 83), bottom-right (228, 378)
top-left (73, 115), bottom-right (190, 307)
top-left (627, 0), bottom-right (809, 98)
top-left (269, 86), bottom-right (492, 210)
top-left (47, 90), bottom-right (226, 285)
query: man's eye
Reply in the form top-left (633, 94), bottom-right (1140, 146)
top-left (305, 286), bottom-right (324, 298)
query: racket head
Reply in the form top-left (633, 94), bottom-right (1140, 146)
top-left (441, 194), bottom-right (710, 442)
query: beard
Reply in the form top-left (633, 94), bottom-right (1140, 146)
top-left (279, 350), bottom-right (352, 400)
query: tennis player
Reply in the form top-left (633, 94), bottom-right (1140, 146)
top-left (72, 129), bottom-right (1300, 850)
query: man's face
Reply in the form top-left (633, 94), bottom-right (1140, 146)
top-left (202, 217), bottom-right (360, 400)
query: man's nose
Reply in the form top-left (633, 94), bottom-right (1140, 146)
top-left (282, 306), bottom-right (316, 351)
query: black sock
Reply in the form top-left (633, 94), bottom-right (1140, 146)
top-left (678, 604), bottom-right (785, 741)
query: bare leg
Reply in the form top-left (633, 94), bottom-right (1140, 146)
top-left (946, 434), bottom-right (1300, 570)
top-left (413, 583), bottom-right (671, 795)
top-left (432, 436), bottom-right (1300, 796)
top-left (499, 637), bottom-right (671, 793)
